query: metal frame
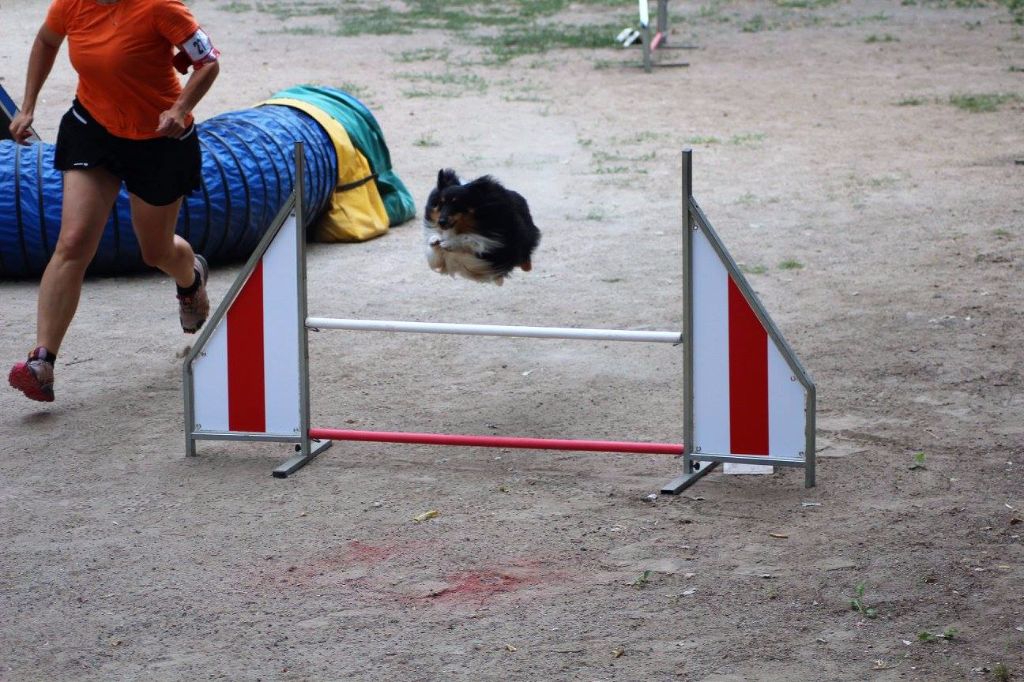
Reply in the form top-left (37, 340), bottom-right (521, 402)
top-left (183, 147), bottom-right (815, 492)
top-left (661, 150), bottom-right (816, 494)
top-left (183, 143), bottom-right (332, 476)
top-left (640, 0), bottom-right (690, 73)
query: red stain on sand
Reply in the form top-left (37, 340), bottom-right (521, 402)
top-left (344, 540), bottom-right (401, 565)
top-left (426, 565), bottom-right (551, 604)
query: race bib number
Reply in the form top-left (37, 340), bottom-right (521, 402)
top-left (182, 28), bottom-right (219, 65)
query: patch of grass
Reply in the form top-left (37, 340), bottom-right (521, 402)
top-left (994, 228), bottom-right (1013, 238)
top-left (395, 47), bottom-right (450, 63)
top-left (685, 135), bottom-right (722, 145)
top-left (740, 263), bottom-right (768, 275)
top-left (735, 192), bottom-right (759, 205)
top-left (612, 130), bottom-right (661, 145)
top-left (594, 165), bottom-right (633, 175)
top-left (501, 92), bottom-right (550, 103)
top-left (909, 451), bottom-right (927, 470)
top-left (396, 71), bottom-right (488, 99)
top-left (1004, 0), bottom-right (1024, 24)
top-left (948, 93), bottom-right (1021, 112)
top-left (865, 33), bottom-right (899, 43)
top-left (413, 132), bottom-right (441, 147)
top-left (994, 663), bottom-right (1011, 682)
top-left (485, 22), bottom-right (623, 61)
top-left (897, 96), bottom-right (926, 106)
top-left (774, 0), bottom-right (837, 7)
top-left (779, 259), bottom-right (804, 270)
top-left (583, 208), bottom-right (606, 221)
top-left (741, 14), bottom-right (770, 32)
top-left (849, 582), bottom-right (878, 619)
top-left (222, 1), bottom-right (252, 12)
top-left (593, 150), bottom-right (656, 163)
top-left (729, 132), bottom-right (766, 146)
top-left (280, 26), bottom-right (327, 35)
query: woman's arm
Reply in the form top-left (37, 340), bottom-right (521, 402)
top-left (10, 25), bottom-right (64, 144)
top-left (156, 56), bottom-right (220, 138)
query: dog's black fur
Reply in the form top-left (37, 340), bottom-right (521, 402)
top-left (423, 169), bottom-right (541, 285)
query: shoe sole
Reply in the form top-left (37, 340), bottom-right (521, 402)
top-left (8, 363), bottom-right (55, 402)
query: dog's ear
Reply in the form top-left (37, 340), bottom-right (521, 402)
top-left (437, 168), bottom-right (460, 189)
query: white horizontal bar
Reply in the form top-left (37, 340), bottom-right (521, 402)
top-left (306, 317), bottom-right (682, 344)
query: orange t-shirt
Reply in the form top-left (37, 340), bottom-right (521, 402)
top-left (45, 0), bottom-right (199, 139)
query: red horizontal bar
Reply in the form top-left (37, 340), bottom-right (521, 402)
top-left (309, 428), bottom-right (683, 456)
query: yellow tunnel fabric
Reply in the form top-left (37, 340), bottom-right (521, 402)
top-left (263, 97), bottom-right (390, 242)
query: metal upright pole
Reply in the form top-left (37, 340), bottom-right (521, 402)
top-left (272, 142), bottom-right (333, 477)
top-left (662, 150), bottom-right (720, 494)
top-left (681, 149), bottom-right (694, 477)
top-left (657, 0), bottom-right (669, 39)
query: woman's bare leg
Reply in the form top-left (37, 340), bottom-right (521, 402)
top-left (128, 194), bottom-right (194, 285)
top-left (36, 167), bottom-right (122, 354)
top-left (129, 193), bottom-right (208, 333)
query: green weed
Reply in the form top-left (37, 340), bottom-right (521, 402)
top-left (413, 132), bottom-right (441, 147)
top-left (779, 259), bottom-right (804, 270)
top-left (774, 0), bottom-right (838, 7)
top-left (850, 582), bottom-right (878, 619)
top-left (729, 132), bottom-right (766, 146)
top-left (949, 93), bottom-right (1021, 112)
top-left (632, 570), bottom-right (653, 588)
top-left (685, 135), bottom-right (722, 145)
top-left (395, 47), bottom-right (450, 63)
top-left (918, 626), bottom-right (957, 642)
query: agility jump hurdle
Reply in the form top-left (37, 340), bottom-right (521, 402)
top-left (183, 145), bottom-right (815, 493)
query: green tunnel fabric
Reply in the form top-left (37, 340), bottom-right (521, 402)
top-left (270, 85), bottom-right (416, 227)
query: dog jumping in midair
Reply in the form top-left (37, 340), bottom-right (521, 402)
top-left (422, 169), bottom-right (541, 285)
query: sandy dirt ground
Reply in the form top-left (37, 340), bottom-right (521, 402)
top-left (2, 0), bottom-right (1023, 679)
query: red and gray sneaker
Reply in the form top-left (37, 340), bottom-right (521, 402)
top-left (178, 254), bottom-right (210, 334)
top-left (8, 346), bottom-right (56, 402)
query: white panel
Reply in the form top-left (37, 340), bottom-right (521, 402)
top-left (638, 0), bottom-right (649, 26)
top-left (691, 229), bottom-right (731, 455)
top-left (261, 214), bottom-right (302, 436)
top-left (724, 463), bottom-right (773, 474)
top-left (768, 340), bottom-right (807, 461)
top-left (192, 321), bottom-right (229, 432)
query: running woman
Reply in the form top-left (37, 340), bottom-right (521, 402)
top-left (7, 0), bottom-right (221, 402)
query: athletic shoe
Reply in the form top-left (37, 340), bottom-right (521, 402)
top-left (178, 254), bottom-right (210, 333)
top-left (8, 347), bottom-right (55, 402)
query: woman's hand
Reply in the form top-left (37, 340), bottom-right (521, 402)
top-left (156, 108), bottom-right (189, 138)
top-left (9, 110), bottom-right (36, 144)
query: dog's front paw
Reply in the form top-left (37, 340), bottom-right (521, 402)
top-left (427, 234), bottom-right (442, 248)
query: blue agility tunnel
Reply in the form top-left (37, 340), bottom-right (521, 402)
top-left (0, 86), bottom-right (414, 279)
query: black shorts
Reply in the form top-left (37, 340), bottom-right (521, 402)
top-left (54, 100), bottom-right (201, 206)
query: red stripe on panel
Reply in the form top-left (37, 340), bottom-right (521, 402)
top-left (227, 261), bottom-right (266, 432)
top-left (728, 277), bottom-right (769, 455)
